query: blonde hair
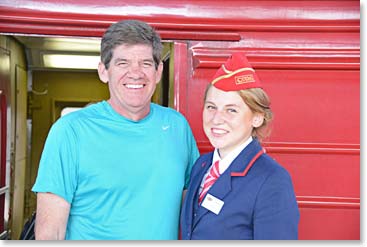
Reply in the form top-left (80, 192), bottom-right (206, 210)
top-left (238, 88), bottom-right (273, 141)
top-left (204, 84), bottom-right (273, 142)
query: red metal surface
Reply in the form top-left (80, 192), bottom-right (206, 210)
top-left (299, 207), bottom-right (359, 239)
top-left (173, 42), bottom-right (188, 115)
top-left (186, 41), bottom-right (359, 240)
top-left (0, 1), bottom-right (360, 38)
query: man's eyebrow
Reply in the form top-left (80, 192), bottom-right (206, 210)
top-left (113, 58), bottom-right (127, 62)
top-left (113, 58), bottom-right (154, 62)
top-left (141, 58), bottom-right (154, 62)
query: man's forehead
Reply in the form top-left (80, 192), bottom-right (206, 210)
top-left (112, 46), bottom-right (154, 60)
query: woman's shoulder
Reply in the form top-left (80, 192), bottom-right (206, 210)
top-left (252, 154), bottom-right (297, 195)
top-left (197, 152), bottom-right (214, 162)
top-left (256, 153), bottom-right (292, 180)
top-left (191, 152), bottom-right (213, 171)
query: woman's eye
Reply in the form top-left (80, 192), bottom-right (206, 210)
top-left (227, 108), bottom-right (238, 113)
top-left (206, 105), bottom-right (215, 110)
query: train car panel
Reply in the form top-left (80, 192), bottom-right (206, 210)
top-left (182, 40), bottom-right (359, 240)
top-left (0, 0), bottom-right (359, 38)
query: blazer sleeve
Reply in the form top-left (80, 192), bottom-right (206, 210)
top-left (253, 164), bottom-right (300, 240)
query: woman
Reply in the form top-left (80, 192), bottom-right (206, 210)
top-left (180, 53), bottom-right (300, 240)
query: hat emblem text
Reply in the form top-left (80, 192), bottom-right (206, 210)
top-left (235, 74), bottom-right (255, 85)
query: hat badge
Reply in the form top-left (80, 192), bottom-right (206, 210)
top-left (211, 53), bottom-right (262, 92)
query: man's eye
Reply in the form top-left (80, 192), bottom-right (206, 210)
top-left (142, 62), bottom-right (153, 68)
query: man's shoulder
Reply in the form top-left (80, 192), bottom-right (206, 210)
top-left (152, 103), bottom-right (187, 121)
top-left (59, 101), bottom-right (104, 121)
top-left (51, 102), bottom-right (105, 133)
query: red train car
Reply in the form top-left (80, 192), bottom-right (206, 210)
top-left (0, 0), bottom-right (360, 240)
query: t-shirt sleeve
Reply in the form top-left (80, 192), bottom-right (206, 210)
top-left (32, 118), bottom-right (78, 204)
top-left (184, 122), bottom-right (200, 190)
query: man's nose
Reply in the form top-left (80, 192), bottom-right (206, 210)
top-left (127, 62), bottom-right (143, 78)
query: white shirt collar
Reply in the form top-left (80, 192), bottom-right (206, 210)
top-left (212, 136), bottom-right (253, 174)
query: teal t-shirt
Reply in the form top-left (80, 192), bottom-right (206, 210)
top-left (32, 101), bottom-right (199, 240)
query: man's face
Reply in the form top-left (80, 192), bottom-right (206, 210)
top-left (98, 44), bottom-right (162, 120)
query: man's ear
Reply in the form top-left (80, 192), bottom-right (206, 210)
top-left (97, 62), bottom-right (108, 83)
top-left (155, 62), bottom-right (163, 84)
top-left (252, 113), bottom-right (264, 128)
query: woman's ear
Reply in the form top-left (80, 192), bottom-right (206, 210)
top-left (97, 61), bottom-right (108, 83)
top-left (252, 113), bottom-right (264, 128)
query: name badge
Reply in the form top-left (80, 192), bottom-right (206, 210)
top-left (201, 193), bottom-right (224, 215)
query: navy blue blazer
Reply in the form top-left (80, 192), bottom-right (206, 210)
top-left (180, 139), bottom-right (300, 240)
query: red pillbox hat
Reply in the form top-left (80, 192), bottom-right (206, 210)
top-left (211, 52), bottom-right (262, 91)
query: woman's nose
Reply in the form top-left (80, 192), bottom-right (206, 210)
top-left (211, 110), bottom-right (225, 124)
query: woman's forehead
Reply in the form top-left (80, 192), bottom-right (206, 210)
top-left (206, 86), bottom-right (244, 105)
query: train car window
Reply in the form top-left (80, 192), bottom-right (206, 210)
top-left (61, 107), bottom-right (83, 117)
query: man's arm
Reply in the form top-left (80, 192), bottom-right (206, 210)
top-left (35, 192), bottom-right (70, 240)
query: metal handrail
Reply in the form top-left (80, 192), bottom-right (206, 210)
top-left (0, 186), bottom-right (9, 195)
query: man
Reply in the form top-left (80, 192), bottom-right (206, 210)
top-left (32, 20), bottom-right (199, 240)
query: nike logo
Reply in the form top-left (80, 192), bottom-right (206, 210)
top-left (162, 125), bottom-right (170, 131)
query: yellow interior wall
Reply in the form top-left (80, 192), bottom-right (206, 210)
top-left (3, 41), bottom-right (172, 239)
top-left (28, 71), bottom-right (109, 220)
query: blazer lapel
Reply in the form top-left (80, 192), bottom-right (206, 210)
top-left (193, 156), bottom-right (233, 227)
top-left (193, 140), bottom-right (264, 228)
top-left (189, 154), bottom-right (214, 228)
top-left (229, 139), bottom-right (263, 176)
top-left (192, 157), bottom-right (213, 201)
top-left (204, 169), bottom-right (232, 201)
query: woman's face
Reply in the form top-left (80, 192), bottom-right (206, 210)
top-left (203, 86), bottom-right (261, 158)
